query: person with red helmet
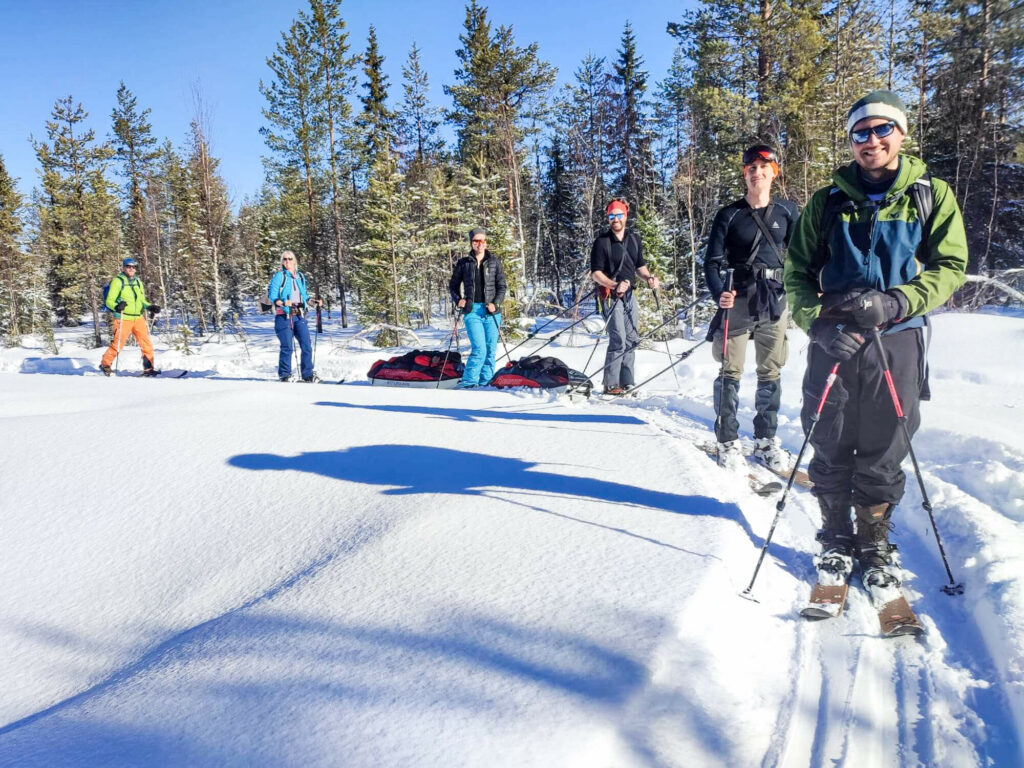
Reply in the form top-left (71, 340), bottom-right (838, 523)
top-left (590, 198), bottom-right (660, 395)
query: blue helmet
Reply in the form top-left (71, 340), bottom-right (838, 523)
top-left (122, 258), bottom-right (139, 268)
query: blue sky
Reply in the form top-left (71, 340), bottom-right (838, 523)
top-left (0, 0), bottom-right (696, 203)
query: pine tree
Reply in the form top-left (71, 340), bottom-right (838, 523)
top-left (357, 25), bottom-right (397, 164)
top-left (356, 149), bottom-right (413, 345)
top-left (186, 111), bottom-right (232, 331)
top-left (111, 83), bottom-right (159, 274)
top-left (33, 96), bottom-right (120, 345)
top-left (305, 0), bottom-right (358, 324)
top-left (0, 155), bottom-right (28, 342)
top-left (399, 42), bottom-right (444, 173)
top-left (260, 15), bottom-right (325, 284)
top-left (610, 22), bottom-right (656, 209)
top-left (447, 1), bottom-right (556, 289)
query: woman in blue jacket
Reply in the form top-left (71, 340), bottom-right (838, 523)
top-left (267, 251), bottom-right (321, 382)
top-left (448, 229), bottom-right (507, 388)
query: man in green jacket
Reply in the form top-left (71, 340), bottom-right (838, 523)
top-left (99, 258), bottom-right (161, 375)
top-left (784, 90), bottom-right (968, 594)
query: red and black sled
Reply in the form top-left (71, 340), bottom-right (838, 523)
top-left (368, 349), bottom-right (464, 389)
top-left (489, 355), bottom-right (592, 397)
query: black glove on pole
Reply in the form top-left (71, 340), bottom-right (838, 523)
top-left (809, 319), bottom-right (864, 361)
top-left (870, 329), bottom-right (963, 596)
top-left (741, 361), bottom-right (841, 601)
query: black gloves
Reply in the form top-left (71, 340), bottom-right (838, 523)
top-left (809, 318), bottom-right (864, 361)
top-left (824, 289), bottom-right (907, 329)
top-left (114, 300), bottom-right (127, 312)
top-left (148, 305), bottom-right (161, 316)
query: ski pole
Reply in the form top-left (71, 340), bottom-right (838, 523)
top-left (312, 301), bottom-right (322, 367)
top-left (870, 329), bottom-right (963, 596)
top-left (601, 337), bottom-right (709, 397)
top-left (517, 306), bottom-right (601, 360)
top-left (437, 310), bottom-right (462, 389)
top-left (740, 361), bottom-right (841, 601)
top-left (714, 269), bottom-right (735, 440)
top-left (490, 311), bottom-right (509, 361)
top-left (580, 293), bottom-right (620, 376)
top-left (653, 287), bottom-right (681, 390)
top-left (112, 314), bottom-right (125, 374)
top-left (581, 291), bottom-right (710, 396)
top-left (496, 286), bottom-right (597, 364)
top-left (289, 308), bottom-right (298, 382)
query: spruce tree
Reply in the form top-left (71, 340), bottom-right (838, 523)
top-left (0, 155), bottom-right (27, 342)
top-left (610, 22), bottom-right (656, 209)
top-left (399, 42), bottom-right (444, 173)
top-left (356, 149), bottom-right (413, 345)
top-left (260, 16), bottom-right (325, 285)
top-left (33, 96), bottom-right (120, 345)
top-left (305, 0), bottom-right (357, 324)
top-left (111, 83), bottom-right (159, 274)
top-left (357, 25), bottom-right (396, 164)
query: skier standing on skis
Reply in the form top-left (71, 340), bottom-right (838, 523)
top-left (268, 250), bottom-right (321, 383)
top-left (99, 257), bottom-right (161, 376)
top-left (590, 199), bottom-right (660, 395)
top-left (705, 145), bottom-right (799, 472)
top-left (449, 228), bottom-right (507, 388)
top-left (785, 91), bottom-right (968, 594)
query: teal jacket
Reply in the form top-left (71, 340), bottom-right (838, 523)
top-left (784, 155), bottom-right (968, 332)
top-left (105, 273), bottom-right (150, 319)
top-left (267, 268), bottom-right (310, 315)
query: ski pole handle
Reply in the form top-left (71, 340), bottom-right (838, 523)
top-left (721, 269), bottom-right (734, 358)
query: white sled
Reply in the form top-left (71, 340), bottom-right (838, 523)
top-left (368, 376), bottom-right (461, 389)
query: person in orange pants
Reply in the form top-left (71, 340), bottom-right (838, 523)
top-left (99, 258), bottom-right (161, 375)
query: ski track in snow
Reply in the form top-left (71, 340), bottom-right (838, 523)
top-left (609, 395), bottom-right (1021, 768)
top-left (1, 310), bottom-right (1022, 767)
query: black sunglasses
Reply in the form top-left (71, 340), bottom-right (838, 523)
top-left (850, 121), bottom-right (898, 144)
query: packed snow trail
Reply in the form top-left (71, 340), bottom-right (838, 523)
top-left (0, 310), bottom-right (1022, 766)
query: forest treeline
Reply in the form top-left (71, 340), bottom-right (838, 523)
top-left (0, 0), bottom-right (1021, 347)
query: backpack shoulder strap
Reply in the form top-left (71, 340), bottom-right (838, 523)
top-left (909, 173), bottom-right (934, 262)
top-left (812, 187), bottom-right (854, 280)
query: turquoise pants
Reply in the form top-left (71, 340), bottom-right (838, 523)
top-left (462, 303), bottom-right (501, 386)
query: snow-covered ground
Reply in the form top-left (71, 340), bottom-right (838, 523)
top-left (0, 307), bottom-right (1021, 767)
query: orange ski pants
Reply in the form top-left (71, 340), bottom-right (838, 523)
top-left (101, 316), bottom-right (155, 368)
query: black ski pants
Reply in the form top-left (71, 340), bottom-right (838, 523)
top-left (802, 327), bottom-right (925, 506)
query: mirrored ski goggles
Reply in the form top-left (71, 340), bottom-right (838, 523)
top-left (850, 121), bottom-right (898, 144)
top-left (741, 147), bottom-right (778, 165)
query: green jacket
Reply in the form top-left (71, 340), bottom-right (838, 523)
top-left (105, 273), bottom-right (150, 319)
top-left (784, 154), bottom-right (968, 332)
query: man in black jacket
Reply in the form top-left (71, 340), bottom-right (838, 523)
top-left (705, 145), bottom-right (799, 471)
top-left (590, 199), bottom-right (660, 395)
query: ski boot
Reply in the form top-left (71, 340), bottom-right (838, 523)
top-left (752, 436), bottom-right (792, 474)
top-left (141, 357), bottom-right (159, 377)
top-left (855, 502), bottom-right (903, 598)
top-left (716, 439), bottom-right (745, 471)
top-left (813, 495), bottom-right (855, 587)
top-left (99, 364), bottom-right (113, 377)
